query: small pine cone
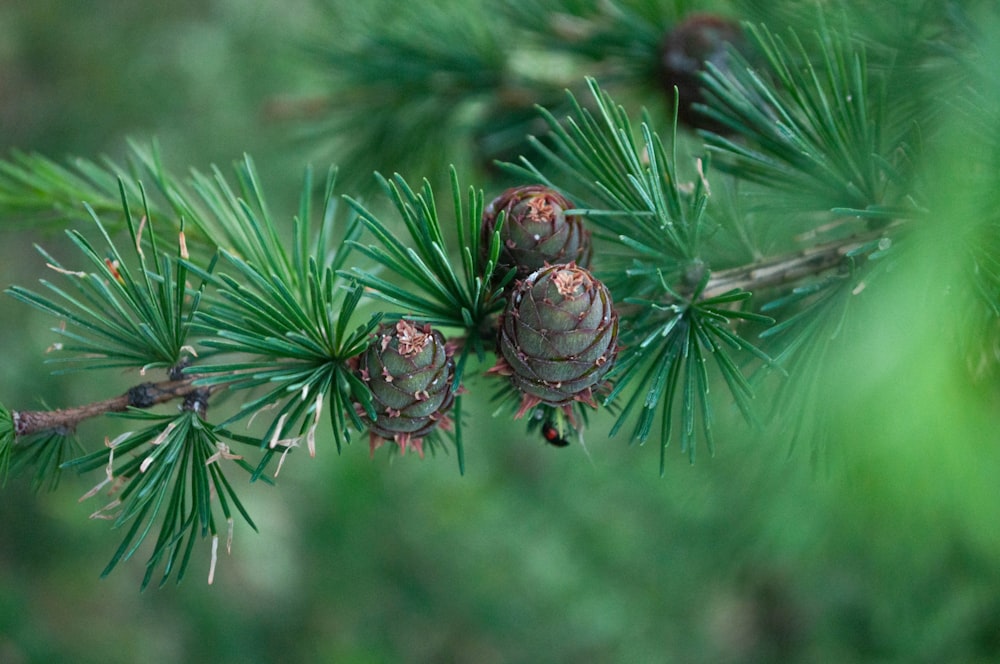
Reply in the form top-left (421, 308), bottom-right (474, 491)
top-left (489, 263), bottom-right (618, 416)
top-left (357, 320), bottom-right (455, 456)
top-left (481, 185), bottom-right (592, 282)
top-left (658, 13), bottom-right (746, 132)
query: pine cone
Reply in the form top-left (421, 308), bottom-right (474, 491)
top-left (658, 13), bottom-right (746, 132)
top-left (489, 263), bottom-right (618, 417)
top-left (481, 185), bottom-right (592, 282)
top-left (357, 320), bottom-right (455, 456)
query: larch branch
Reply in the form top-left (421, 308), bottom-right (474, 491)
top-left (12, 378), bottom-right (204, 438)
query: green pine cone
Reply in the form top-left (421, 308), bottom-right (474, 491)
top-left (481, 185), bottom-right (592, 281)
top-left (357, 320), bottom-right (455, 456)
top-left (490, 263), bottom-right (618, 415)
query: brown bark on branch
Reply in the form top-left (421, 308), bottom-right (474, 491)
top-left (12, 378), bottom-right (203, 438)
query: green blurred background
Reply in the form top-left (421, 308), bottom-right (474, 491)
top-left (2, 2), bottom-right (1000, 663)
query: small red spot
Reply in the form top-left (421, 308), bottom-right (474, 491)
top-left (541, 421), bottom-right (570, 447)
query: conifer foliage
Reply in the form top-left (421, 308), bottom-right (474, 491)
top-left (0, 0), bottom-right (998, 586)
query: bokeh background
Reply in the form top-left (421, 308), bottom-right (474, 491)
top-left (2, 2), bottom-right (1000, 663)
